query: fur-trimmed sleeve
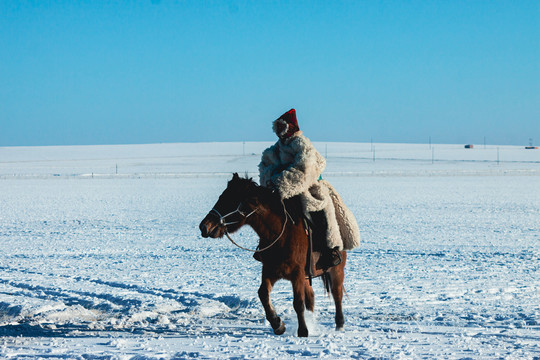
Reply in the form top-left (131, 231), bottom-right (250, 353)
top-left (272, 136), bottom-right (326, 199)
top-left (258, 143), bottom-right (279, 187)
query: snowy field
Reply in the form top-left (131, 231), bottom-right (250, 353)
top-left (0, 142), bottom-right (538, 359)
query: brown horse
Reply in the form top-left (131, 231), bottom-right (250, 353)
top-left (199, 173), bottom-right (347, 337)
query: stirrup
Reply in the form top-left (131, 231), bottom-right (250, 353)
top-left (316, 247), bottom-right (342, 270)
top-left (330, 248), bottom-right (342, 267)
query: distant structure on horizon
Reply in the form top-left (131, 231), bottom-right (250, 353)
top-left (525, 138), bottom-right (538, 149)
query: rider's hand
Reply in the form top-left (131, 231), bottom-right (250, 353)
top-left (266, 181), bottom-right (279, 195)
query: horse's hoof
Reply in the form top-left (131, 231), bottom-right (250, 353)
top-left (273, 320), bottom-right (286, 335)
top-left (336, 326), bottom-right (345, 332)
top-left (298, 328), bottom-right (309, 337)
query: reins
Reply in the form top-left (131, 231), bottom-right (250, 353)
top-left (211, 199), bottom-right (289, 254)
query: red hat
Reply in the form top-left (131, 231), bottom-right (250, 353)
top-left (273, 108), bottom-right (299, 139)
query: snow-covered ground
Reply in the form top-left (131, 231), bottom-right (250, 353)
top-left (0, 142), bottom-right (538, 359)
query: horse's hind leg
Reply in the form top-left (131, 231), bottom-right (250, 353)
top-left (330, 252), bottom-right (347, 331)
top-left (258, 276), bottom-right (285, 335)
top-left (292, 273), bottom-right (308, 337)
top-left (304, 281), bottom-right (315, 312)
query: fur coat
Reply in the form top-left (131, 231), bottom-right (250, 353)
top-left (259, 131), bottom-right (361, 251)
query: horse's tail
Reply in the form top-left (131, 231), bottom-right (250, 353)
top-left (322, 271), bottom-right (349, 300)
top-left (322, 272), bottom-right (331, 295)
top-left (343, 283), bottom-right (350, 301)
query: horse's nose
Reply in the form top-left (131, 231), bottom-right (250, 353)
top-left (200, 222), bottom-right (209, 238)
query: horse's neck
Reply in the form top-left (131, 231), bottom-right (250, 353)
top-left (247, 205), bottom-right (287, 246)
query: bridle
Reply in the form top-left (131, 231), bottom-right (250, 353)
top-left (209, 199), bottom-right (289, 253)
top-left (210, 203), bottom-right (258, 227)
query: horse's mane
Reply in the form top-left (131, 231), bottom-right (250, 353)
top-left (228, 173), bottom-right (276, 202)
top-left (229, 174), bottom-right (302, 221)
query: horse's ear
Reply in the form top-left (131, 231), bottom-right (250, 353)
top-left (232, 172), bottom-right (240, 180)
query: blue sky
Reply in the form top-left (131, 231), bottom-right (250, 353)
top-left (1, 1), bottom-right (538, 146)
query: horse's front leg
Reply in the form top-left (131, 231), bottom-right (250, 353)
top-left (258, 276), bottom-right (285, 335)
top-left (292, 272), bottom-right (308, 337)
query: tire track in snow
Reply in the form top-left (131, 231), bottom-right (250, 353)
top-left (0, 264), bottom-right (254, 311)
top-left (0, 264), bottom-right (256, 331)
top-left (0, 278), bottom-right (142, 312)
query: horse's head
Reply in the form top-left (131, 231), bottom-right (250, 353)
top-left (199, 173), bottom-right (262, 239)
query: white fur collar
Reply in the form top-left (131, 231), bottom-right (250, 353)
top-left (278, 131), bottom-right (303, 145)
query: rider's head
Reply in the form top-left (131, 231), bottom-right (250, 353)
top-left (273, 108), bottom-right (299, 140)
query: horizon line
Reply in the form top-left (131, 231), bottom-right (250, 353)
top-left (0, 139), bottom-right (536, 149)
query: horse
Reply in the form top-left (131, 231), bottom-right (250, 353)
top-left (199, 173), bottom-right (347, 337)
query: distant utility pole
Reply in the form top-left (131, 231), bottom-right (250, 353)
top-left (497, 147), bottom-right (500, 165)
top-left (370, 137), bottom-right (373, 152)
top-left (429, 136), bottom-right (432, 149)
top-left (372, 146), bottom-right (376, 162)
top-left (325, 144), bottom-right (328, 158)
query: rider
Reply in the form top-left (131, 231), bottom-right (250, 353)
top-left (259, 108), bottom-right (360, 270)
